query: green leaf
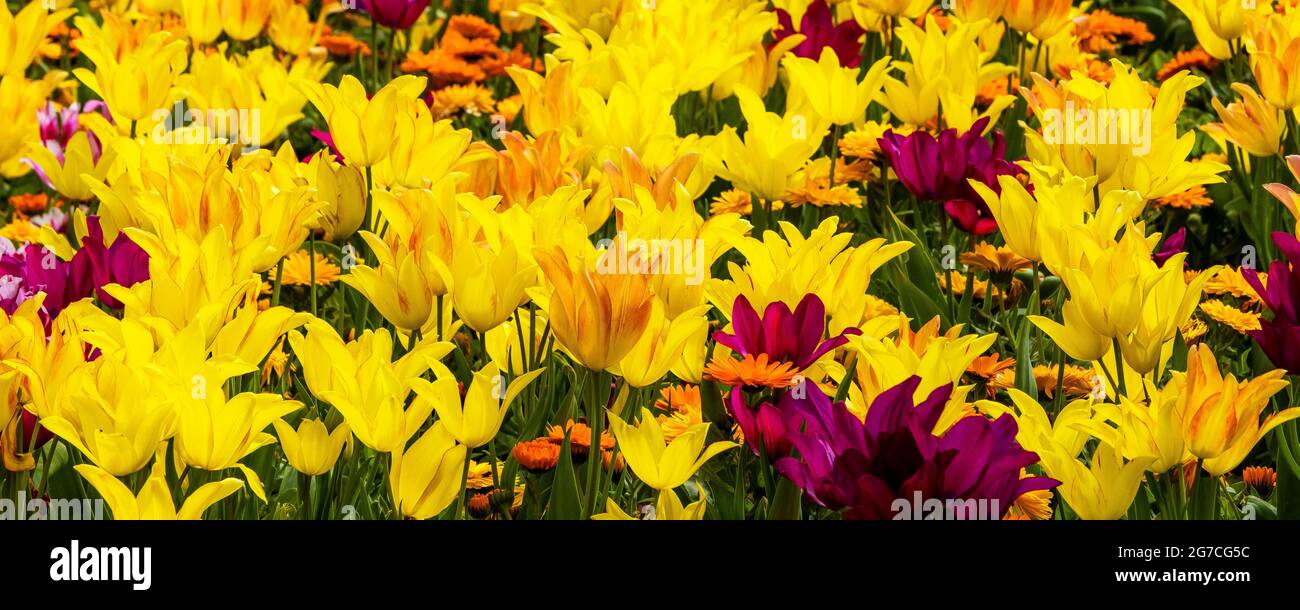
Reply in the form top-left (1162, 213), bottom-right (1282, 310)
top-left (769, 476), bottom-right (802, 520)
top-left (545, 430), bottom-right (584, 520)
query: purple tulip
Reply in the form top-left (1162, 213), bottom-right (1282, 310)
top-left (73, 217), bottom-right (150, 309)
top-left (361, 0), bottom-right (431, 30)
top-left (1153, 227), bottom-right (1186, 268)
top-left (772, 0), bottom-right (865, 68)
top-left (775, 377), bottom-right (1058, 520)
top-left (0, 243), bottom-right (81, 319)
top-left (877, 117), bottom-right (1024, 236)
top-left (714, 294), bottom-right (861, 371)
top-left (727, 385), bottom-right (829, 459)
top-left (1245, 232), bottom-right (1300, 374)
top-left (35, 101), bottom-right (110, 163)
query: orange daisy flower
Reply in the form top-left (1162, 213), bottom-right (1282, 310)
top-left (1153, 185), bottom-right (1213, 209)
top-left (1073, 10), bottom-right (1154, 54)
top-left (9, 193), bottom-right (49, 215)
top-left (1158, 47), bottom-right (1220, 82)
top-left (512, 438), bottom-right (560, 473)
top-left (703, 353), bottom-right (799, 389)
top-left (1243, 466), bottom-right (1277, 495)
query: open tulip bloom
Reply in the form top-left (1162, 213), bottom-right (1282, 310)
top-left (2, 0), bottom-right (1300, 532)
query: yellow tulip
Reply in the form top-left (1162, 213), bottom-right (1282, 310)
top-left (295, 74), bottom-right (427, 168)
top-left (375, 98), bottom-right (480, 190)
top-left (1003, 0), bottom-right (1073, 41)
top-left (591, 489), bottom-right (708, 520)
top-left (1029, 300), bottom-right (1112, 363)
top-left (952, 0), bottom-right (1007, 22)
top-left (389, 422), bottom-right (466, 520)
top-left (1202, 84), bottom-right (1284, 157)
top-left (268, 0), bottom-right (324, 56)
top-left (884, 16), bottom-right (1015, 131)
top-left (1171, 0), bottom-right (1266, 60)
top-left (219, 0), bottom-right (273, 41)
top-left (0, 370), bottom-right (33, 471)
top-left (342, 236), bottom-right (442, 331)
top-left (23, 128), bottom-right (117, 202)
top-left (174, 389), bottom-right (301, 501)
top-left (1078, 383), bottom-right (1190, 474)
top-left (612, 302), bottom-right (709, 389)
top-left (607, 408), bottom-right (737, 491)
top-left (1248, 12), bottom-right (1300, 110)
top-left (0, 1), bottom-right (75, 76)
top-left (450, 240), bottom-right (537, 333)
top-left (1040, 443), bottom-right (1153, 520)
top-left (1179, 345), bottom-right (1299, 476)
top-left (37, 360), bottom-right (179, 477)
top-left (411, 364), bottom-right (544, 449)
top-left (75, 445), bottom-right (244, 520)
top-left (710, 84), bottom-right (826, 202)
top-left (533, 244), bottom-right (655, 372)
top-left (180, 0), bottom-right (223, 45)
top-left (859, 0), bottom-right (930, 18)
top-left (288, 320), bottom-right (453, 453)
top-left (784, 48), bottom-right (890, 126)
top-left (265, 143), bottom-right (366, 242)
top-left (73, 25), bottom-right (188, 126)
top-left (272, 419), bottom-right (351, 476)
top-left (0, 74), bottom-right (59, 177)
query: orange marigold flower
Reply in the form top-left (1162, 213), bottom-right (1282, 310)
top-left (1243, 465), bottom-right (1277, 495)
top-left (545, 420), bottom-right (615, 457)
top-left (602, 450), bottom-right (625, 475)
top-left (961, 242), bottom-right (1033, 276)
top-left (468, 493), bottom-right (492, 518)
top-left (320, 32), bottom-right (371, 58)
top-left (481, 43), bottom-right (541, 77)
top-left (423, 49), bottom-right (487, 87)
top-left (442, 32), bottom-right (506, 66)
top-left (1199, 300), bottom-right (1261, 333)
top-left (512, 438), bottom-right (560, 473)
top-left (990, 364), bottom-right (1096, 399)
top-left (1181, 317), bottom-right (1208, 346)
top-left (1073, 10), bottom-right (1154, 54)
top-left (711, 189), bottom-right (755, 215)
top-left (430, 83), bottom-right (496, 118)
top-left (966, 353), bottom-right (1016, 386)
top-left (703, 353), bottom-right (799, 389)
top-left (1201, 267), bottom-right (1264, 305)
top-left (1158, 47), bottom-right (1219, 82)
top-left (447, 14), bottom-right (501, 42)
top-left (1153, 185), bottom-right (1212, 209)
top-left (9, 193), bottom-right (48, 215)
top-left (656, 384), bottom-right (701, 414)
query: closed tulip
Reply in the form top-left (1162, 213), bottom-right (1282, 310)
top-left (534, 245), bottom-right (655, 372)
top-left (272, 419), bottom-right (351, 476)
top-left (389, 422), bottom-right (466, 520)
